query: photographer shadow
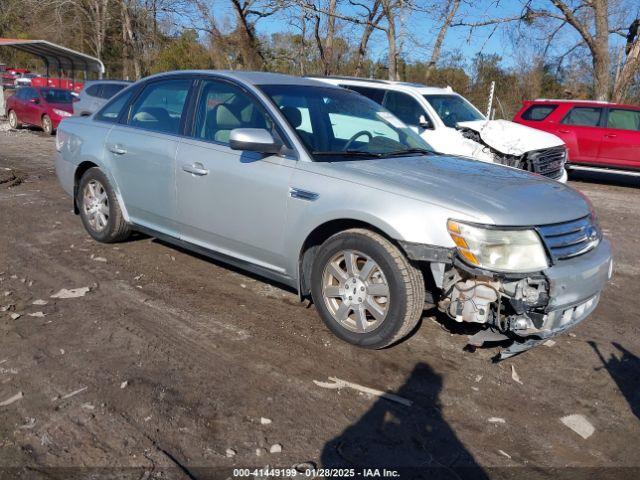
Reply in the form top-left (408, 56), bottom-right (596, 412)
top-left (320, 362), bottom-right (488, 479)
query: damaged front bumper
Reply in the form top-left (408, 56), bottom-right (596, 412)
top-left (408, 237), bottom-right (613, 359)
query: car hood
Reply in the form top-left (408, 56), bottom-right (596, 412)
top-left (456, 119), bottom-right (564, 156)
top-left (313, 155), bottom-right (589, 226)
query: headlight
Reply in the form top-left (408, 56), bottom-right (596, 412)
top-left (53, 109), bottom-right (72, 117)
top-left (447, 220), bottom-right (549, 272)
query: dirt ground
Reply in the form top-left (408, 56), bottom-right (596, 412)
top-left (0, 123), bottom-right (639, 480)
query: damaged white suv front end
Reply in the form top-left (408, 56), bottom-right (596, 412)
top-left (314, 77), bottom-right (568, 183)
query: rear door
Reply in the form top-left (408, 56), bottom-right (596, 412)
top-left (598, 108), bottom-right (640, 169)
top-left (557, 106), bottom-right (604, 164)
top-left (105, 77), bottom-right (194, 236)
top-left (174, 78), bottom-right (294, 273)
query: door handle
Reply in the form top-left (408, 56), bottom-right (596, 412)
top-left (557, 129), bottom-right (570, 134)
top-left (604, 133), bottom-right (617, 138)
top-left (108, 144), bottom-right (127, 155)
top-left (182, 163), bottom-right (209, 176)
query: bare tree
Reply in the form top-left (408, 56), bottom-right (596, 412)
top-left (351, 0), bottom-right (384, 76)
top-left (613, 18), bottom-right (640, 101)
top-left (425, 0), bottom-right (460, 79)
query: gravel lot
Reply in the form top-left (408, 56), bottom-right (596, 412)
top-left (0, 123), bottom-right (638, 479)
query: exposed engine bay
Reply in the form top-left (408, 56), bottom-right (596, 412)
top-left (458, 126), bottom-right (567, 181)
top-left (438, 266), bottom-right (549, 335)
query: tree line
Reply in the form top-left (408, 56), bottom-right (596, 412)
top-left (0, 0), bottom-right (638, 116)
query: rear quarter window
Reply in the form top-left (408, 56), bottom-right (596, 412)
top-left (85, 84), bottom-right (102, 97)
top-left (94, 89), bottom-right (134, 123)
top-left (521, 104), bottom-right (557, 121)
top-left (342, 85), bottom-right (386, 105)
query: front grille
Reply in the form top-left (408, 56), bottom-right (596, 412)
top-left (526, 146), bottom-right (567, 180)
top-left (537, 215), bottom-right (600, 261)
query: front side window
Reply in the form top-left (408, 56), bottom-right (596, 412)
top-left (606, 109), bottom-right (640, 131)
top-left (260, 84), bottom-right (432, 161)
top-left (522, 104), bottom-right (557, 121)
top-left (95, 89), bottom-right (134, 123)
top-left (128, 79), bottom-right (192, 134)
top-left (41, 88), bottom-right (74, 104)
top-left (562, 107), bottom-right (603, 127)
top-left (383, 91), bottom-right (425, 126)
top-left (423, 94), bottom-right (484, 127)
top-left (194, 80), bottom-right (274, 144)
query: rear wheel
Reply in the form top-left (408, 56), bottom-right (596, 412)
top-left (311, 229), bottom-right (425, 349)
top-left (8, 110), bottom-right (21, 129)
top-left (77, 168), bottom-right (131, 243)
top-left (42, 114), bottom-right (54, 135)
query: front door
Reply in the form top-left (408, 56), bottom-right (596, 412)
top-left (597, 108), bottom-right (640, 169)
top-left (23, 88), bottom-right (43, 125)
top-left (175, 78), bottom-right (295, 273)
top-left (556, 106), bottom-right (604, 163)
top-left (105, 78), bottom-right (193, 236)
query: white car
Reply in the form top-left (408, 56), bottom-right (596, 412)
top-left (314, 77), bottom-right (568, 182)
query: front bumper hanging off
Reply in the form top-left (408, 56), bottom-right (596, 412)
top-left (424, 237), bottom-right (613, 360)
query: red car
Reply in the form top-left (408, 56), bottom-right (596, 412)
top-left (6, 87), bottom-right (74, 135)
top-left (514, 99), bottom-right (640, 174)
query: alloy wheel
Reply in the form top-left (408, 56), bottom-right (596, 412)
top-left (321, 249), bottom-right (390, 333)
top-left (83, 179), bottom-right (109, 232)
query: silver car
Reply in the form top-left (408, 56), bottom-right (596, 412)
top-left (54, 71), bottom-right (613, 358)
top-left (73, 80), bottom-right (131, 116)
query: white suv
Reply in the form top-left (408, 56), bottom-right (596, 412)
top-left (314, 77), bottom-right (568, 182)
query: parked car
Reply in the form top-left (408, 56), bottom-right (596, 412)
top-left (313, 77), bottom-right (568, 182)
top-left (14, 73), bottom-right (42, 87)
top-left (54, 71), bottom-right (612, 359)
top-left (73, 80), bottom-right (131, 116)
top-left (514, 99), bottom-right (640, 175)
top-left (2, 67), bottom-right (30, 87)
top-left (6, 86), bottom-right (73, 134)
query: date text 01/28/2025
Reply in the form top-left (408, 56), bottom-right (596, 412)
top-left (232, 468), bottom-right (400, 477)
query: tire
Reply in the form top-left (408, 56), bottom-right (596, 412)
top-left (8, 110), bottom-right (21, 129)
top-left (42, 114), bottom-right (54, 135)
top-left (77, 167), bottom-right (131, 243)
top-left (310, 228), bottom-right (425, 349)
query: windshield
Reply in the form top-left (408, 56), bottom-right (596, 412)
top-left (259, 84), bottom-right (433, 161)
top-left (423, 94), bottom-right (484, 128)
top-left (41, 88), bottom-right (74, 104)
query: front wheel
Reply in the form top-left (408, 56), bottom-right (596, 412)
top-left (42, 114), bottom-right (54, 135)
top-left (311, 229), bottom-right (425, 349)
top-left (8, 110), bottom-right (21, 129)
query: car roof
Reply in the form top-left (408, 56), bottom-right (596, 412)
top-left (146, 70), bottom-right (338, 88)
top-left (310, 76), bottom-right (458, 95)
top-left (529, 98), bottom-right (640, 110)
top-left (84, 79), bottom-right (132, 85)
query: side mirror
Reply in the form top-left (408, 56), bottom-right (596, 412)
top-left (229, 128), bottom-right (282, 154)
top-left (418, 115), bottom-right (433, 130)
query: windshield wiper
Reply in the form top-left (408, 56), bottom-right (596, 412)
top-left (311, 150), bottom-right (383, 158)
top-left (378, 148), bottom-right (435, 158)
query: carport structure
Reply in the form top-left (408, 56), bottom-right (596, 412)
top-left (0, 38), bottom-right (104, 80)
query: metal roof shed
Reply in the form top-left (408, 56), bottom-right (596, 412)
top-left (0, 39), bottom-right (105, 79)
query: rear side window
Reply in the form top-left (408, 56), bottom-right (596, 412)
top-left (94, 89), bottom-right (134, 123)
top-left (85, 84), bottom-right (102, 97)
top-left (383, 91), bottom-right (424, 127)
top-left (562, 107), bottom-right (603, 127)
top-left (522, 104), bottom-right (557, 121)
top-left (342, 85), bottom-right (386, 104)
top-left (100, 83), bottom-right (126, 99)
top-left (607, 109), bottom-right (640, 131)
top-left (128, 79), bottom-right (192, 135)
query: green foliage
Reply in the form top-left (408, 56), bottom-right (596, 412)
top-left (150, 30), bottom-right (212, 74)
